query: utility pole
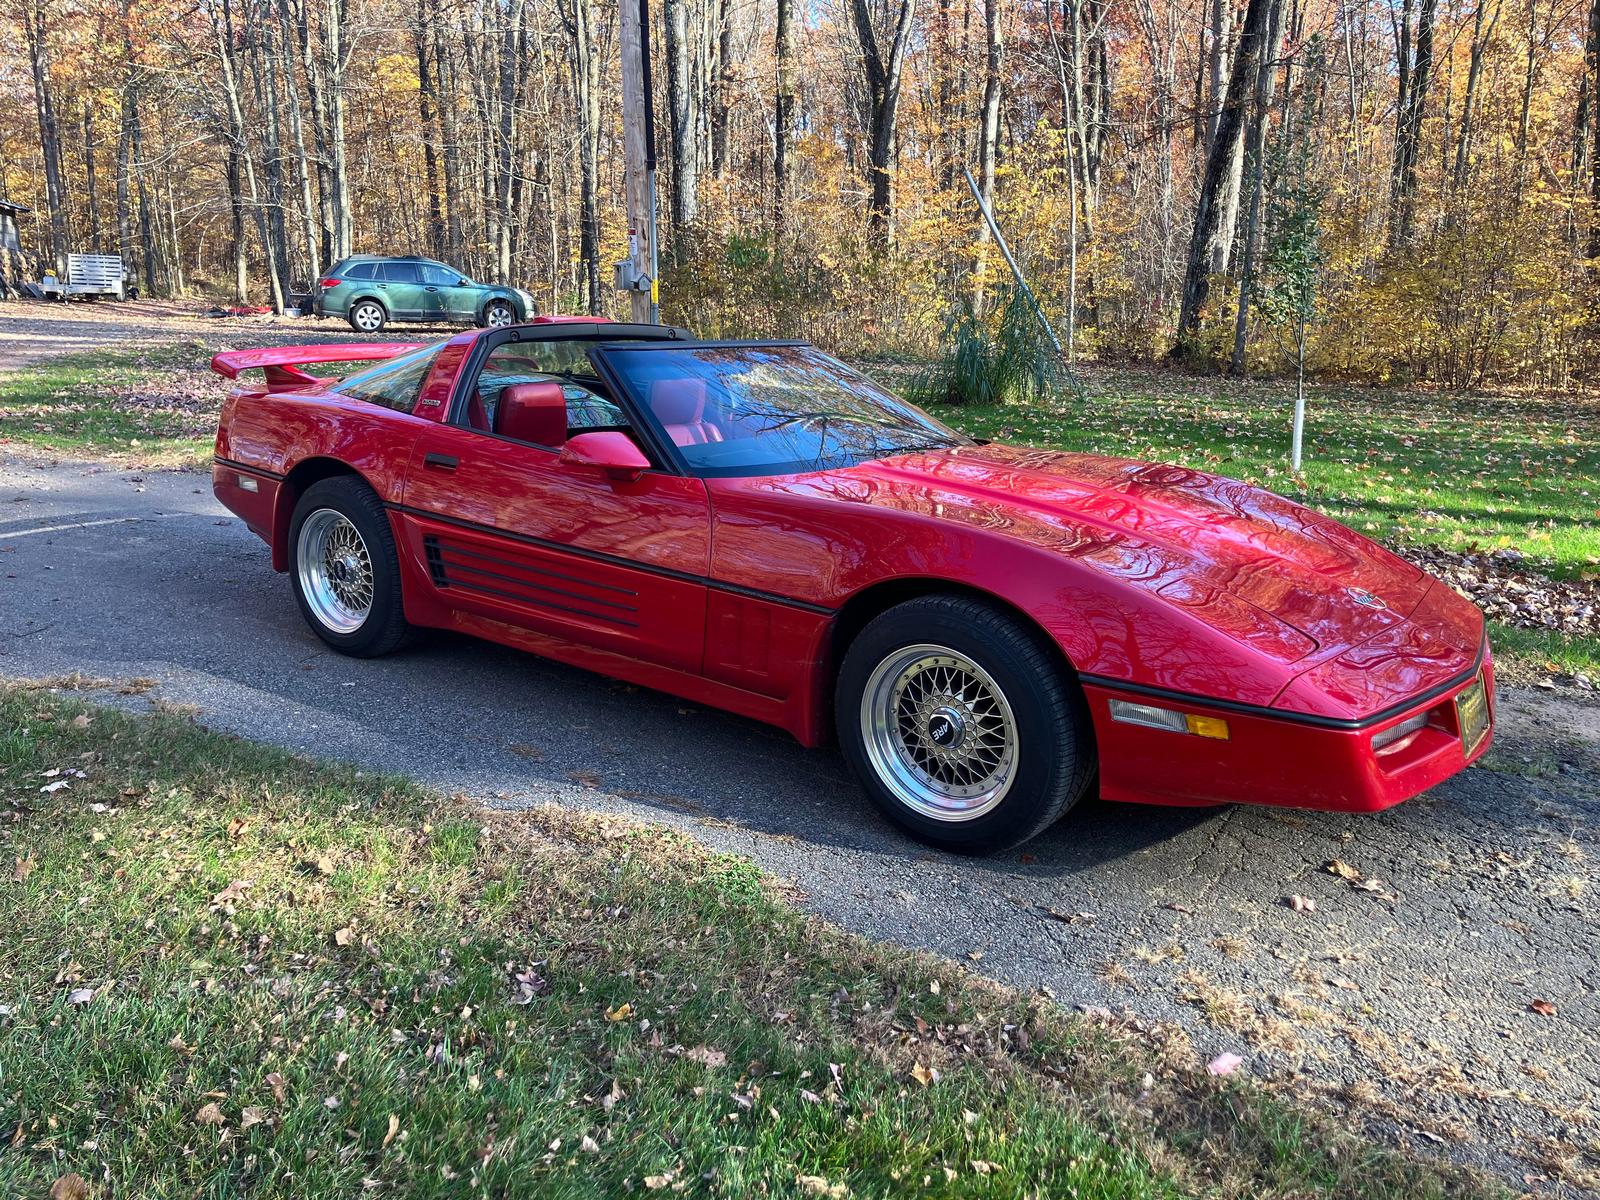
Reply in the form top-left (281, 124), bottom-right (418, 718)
top-left (617, 0), bottom-right (659, 322)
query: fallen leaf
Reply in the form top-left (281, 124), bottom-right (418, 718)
top-left (581, 1133), bottom-right (600, 1152)
top-left (1287, 894), bottom-right (1317, 913)
top-left (910, 1061), bottom-right (938, 1087)
top-left (264, 1072), bottom-right (288, 1103)
top-left (1324, 859), bottom-right (1362, 882)
top-left (797, 1176), bottom-right (850, 1197)
top-left (239, 1106), bottom-right (267, 1130)
top-left (604, 1002), bottom-right (632, 1022)
top-left (11, 854), bottom-right (35, 883)
top-left (49, 1174), bottom-right (89, 1200)
top-left (1207, 1052), bottom-right (1244, 1077)
top-left (194, 1101), bottom-right (225, 1126)
top-left (66, 987), bottom-right (94, 1006)
top-left (333, 927), bottom-right (355, 947)
top-left (211, 879), bottom-right (251, 907)
top-left (381, 1113), bottom-right (400, 1148)
top-left (643, 1174), bottom-right (673, 1189)
top-left (71, 714), bottom-right (91, 728)
top-left (685, 1045), bottom-right (726, 1067)
top-left (970, 1160), bottom-right (998, 1175)
top-left (1529, 999), bottom-right (1558, 1016)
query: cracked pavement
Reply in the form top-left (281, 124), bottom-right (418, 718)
top-left (1, 454), bottom-right (1596, 1194)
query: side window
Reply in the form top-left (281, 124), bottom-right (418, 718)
top-left (421, 264), bottom-right (460, 286)
top-left (344, 262), bottom-right (376, 281)
top-left (458, 342), bottom-right (628, 437)
top-left (380, 262), bottom-right (422, 283)
top-left (336, 348), bottom-right (439, 412)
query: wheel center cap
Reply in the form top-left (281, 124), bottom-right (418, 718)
top-left (927, 706), bottom-right (965, 749)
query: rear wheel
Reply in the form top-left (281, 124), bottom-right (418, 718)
top-left (289, 476), bottom-right (411, 657)
top-left (483, 299), bottom-right (515, 328)
top-left (348, 299), bottom-right (386, 333)
top-left (836, 595), bottom-right (1095, 853)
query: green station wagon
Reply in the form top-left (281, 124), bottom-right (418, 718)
top-left (314, 255), bottom-right (534, 333)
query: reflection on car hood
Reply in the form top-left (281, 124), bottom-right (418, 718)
top-left (810, 443), bottom-right (1436, 656)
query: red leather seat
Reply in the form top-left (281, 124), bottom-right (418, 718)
top-left (651, 379), bottom-right (723, 447)
top-left (496, 381), bottom-right (568, 448)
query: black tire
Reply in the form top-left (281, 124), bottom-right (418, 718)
top-left (835, 595), bottom-right (1096, 854)
top-left (348, 299), bottom-right (387, 333)
top-left (287, 476), bottom-right (412, 657)
top-left (482, 299), bottom-right (515, 329)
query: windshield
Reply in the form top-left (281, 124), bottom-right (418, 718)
top-left (602, 343), bottom-right (969, 477)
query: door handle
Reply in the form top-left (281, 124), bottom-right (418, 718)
top-left (423, 453), bottom-right (458, 471)
top-left (424, 286), bottom-right (439, 292)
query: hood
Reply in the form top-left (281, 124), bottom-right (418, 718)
top-left (804, 444), bottom-right (1432, 657)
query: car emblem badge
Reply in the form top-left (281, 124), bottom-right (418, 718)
top-left (1347, 587), bottom-right (1386, 610)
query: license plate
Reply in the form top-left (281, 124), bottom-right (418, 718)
top-left (1455, 674), bottom-right (1490, 753)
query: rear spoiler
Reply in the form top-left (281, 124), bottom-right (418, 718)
top-left (210, 342), bottom-right (427, 389)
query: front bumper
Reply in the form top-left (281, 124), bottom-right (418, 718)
top-left (1087, 645), bottom-right (1495, 812)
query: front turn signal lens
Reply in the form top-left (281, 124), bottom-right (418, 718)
top-left (1184, 714), bottom-right (1231, 740)
top-left (1109, 699), bottom-right (1230, 740)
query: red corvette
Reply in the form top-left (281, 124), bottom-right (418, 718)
top-left (210, 320), bottom-right (1493, 851)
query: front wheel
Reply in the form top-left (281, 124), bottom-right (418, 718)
top-left (836, 595), bottom-right (1096, 853)
top-left (288, 476), bottom-right (412, 657)
top-left (348, 299), bottom-right (387, 333)
top-left (482, 299), bottom-right (516, 328)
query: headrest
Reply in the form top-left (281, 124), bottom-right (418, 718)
top-left (651, 378), bottom-right (706, 425)
top-left (497, 381), bottom-right (568, 448)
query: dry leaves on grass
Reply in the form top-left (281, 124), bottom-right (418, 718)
top-left (684, 1046), bottom-right (727, 1068)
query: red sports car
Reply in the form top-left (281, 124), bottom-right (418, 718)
top-left (210, 320), bottom-right (1493, 852)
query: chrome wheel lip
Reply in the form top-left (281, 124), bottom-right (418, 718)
top-left (860, 642), bottom-right (1019, 823)
top-left (352, 303), bottom-right (383, 331)
top-left (485, 303), bottom-right (514, 327)
top-left (296, 508), bottom-right (374, 634)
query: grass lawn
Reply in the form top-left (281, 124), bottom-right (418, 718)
top-left (0, 684), bottom-right (1502, 1199)
top-left (930, 366), bottom-right (1600, 678)
top-left (0, 344), bottom-right (221, 468)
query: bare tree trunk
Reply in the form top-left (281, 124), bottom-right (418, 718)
top-left (414, 0), bottom-right (446, 257)
top-left (664, 0), bottom-right (701, 243)
top-left (1174, 0), bottom-right (1276, 347)
top-left (83, 100), bottom-right (101, 248)
top-left (492, 0), bottom-right (527, 280)
top-left (1451, 0), bottom-right (1498, 191)
top-left (709, 0), bottom-right (733, 178)
top-left (1389, 0), bottom-right (1437, 245)
top-left (850, 0), bottom-right (917, 243)
top-left (561, 0), bottom-right (603, 311)
top-left (774, 0), bottom-right (798, 230)
top-left (325, 0), bottom-right (352, 259)
top-left (277, 0), bottom-right (321, 279)
top-left (973, 0), bottom-right (1003, 297)
top-left (22, 0), bottom-right (70, 277)
top-left (1228, 0), bottom-right (1285, 373)
top-left (430, 0), bottom-right (465, 263)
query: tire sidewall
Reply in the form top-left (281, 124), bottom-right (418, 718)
top-left (837, 600), bottom-right (1086, 853)
top-left (484, 300), bottom-right (513, 328)
top-left (288, 478), bottom-right (405, 656)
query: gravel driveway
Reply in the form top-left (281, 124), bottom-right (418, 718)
top-left (2, 305), bottom-right (1597, 1193)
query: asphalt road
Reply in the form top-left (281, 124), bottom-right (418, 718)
top-left (2, 454), bottom-right (1597, 1193)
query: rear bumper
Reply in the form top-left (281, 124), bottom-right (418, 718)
top-left (1087, 645), bottom-right (1495, 812)
top-left (212, 458), bottom-right (282, 555)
